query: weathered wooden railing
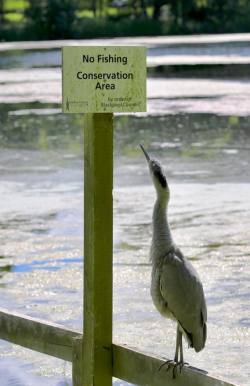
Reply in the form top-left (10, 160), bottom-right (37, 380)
top-left (0, 307), bottom-right (236, 386)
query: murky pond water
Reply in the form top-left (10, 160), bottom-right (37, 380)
top-left (0, 42), bottom-right (250, 386)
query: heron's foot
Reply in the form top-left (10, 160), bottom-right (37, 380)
top-left (172, 361), bottom-right (190, 378)
top-left (164, 361), bottom-right (188, 378)
top-left (158, 359), bottom-right (175, 372)
top-left (158, 360), bottom-right (189, 378)
top-left (171, 361), bottom-right (184, 379)
top-left (158, 359), bottom-right (182, 378)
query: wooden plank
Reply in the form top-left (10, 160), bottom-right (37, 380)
top-left (72, 336), bottom-right (83, 386)
top-left (83, 113), bottom-right (113, 386)
top-left (0, 308), bottom-right (237, 386)
top-left (113, 344), bottom-right (237, 386)
top-left (0, 307), bottom-right (81, 361)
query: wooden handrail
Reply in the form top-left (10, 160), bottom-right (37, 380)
top-left (0, 308), bottom-right (237, 386)
top-left (0, 307), bottom-right (80, 361)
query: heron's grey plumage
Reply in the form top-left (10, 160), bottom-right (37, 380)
top-left (140, 144), bottom-right (207, 371)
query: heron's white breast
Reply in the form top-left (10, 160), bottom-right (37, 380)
top-left (150, 266), bottom-right (175, 320)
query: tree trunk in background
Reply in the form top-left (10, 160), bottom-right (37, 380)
top-left (140, 0), bottom-right (148, 17)
top-left (167, 0), bottom-right (179, 26)
top-left (180, 0), bottom-right (190, 29)
top-left (0, 0), bottom-right (4, 23)
top-left (92, 0), bottom-right (97, 17)
top-left (168, 0), bottom-right (195, 30)
top-left (152, 0), bottom-right (162, 20)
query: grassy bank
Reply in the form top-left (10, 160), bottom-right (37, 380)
top-left (0, 16), bottom-right (166, 41)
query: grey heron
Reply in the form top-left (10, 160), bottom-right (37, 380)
top-left (140, 144), bottom-right (207, 378)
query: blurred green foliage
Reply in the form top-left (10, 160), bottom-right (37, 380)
top-left (1, 0), bottom-right (250, 40)
top-left (25, 0), bottom-right (78, 39)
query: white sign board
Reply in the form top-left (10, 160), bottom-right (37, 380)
top-left (62, 46), bottom-right (146, 113)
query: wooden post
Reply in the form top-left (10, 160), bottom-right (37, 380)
top-left (73, 337), bottom-right (83, 386)
top-left (83, 113), bottom-right (113, 386)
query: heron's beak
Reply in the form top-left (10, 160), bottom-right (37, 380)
top-left (140, 144), bottom-right (150, 162)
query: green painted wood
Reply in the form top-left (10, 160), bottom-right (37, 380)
top-left (0, 308), bottom-right (237, 386)
top-left (112, 344), bottom-right (237, 386)
top-left (0, 307), bottom-right (81, 361)
top-left (72, 337), bottom-right (83, 386)
top-left (83, 113), bottom-right (113, 386)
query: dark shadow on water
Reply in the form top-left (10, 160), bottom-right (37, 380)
top-left (12, 256), bottom-right (83, 274)
top-left (0, 254), bottom-right (83, 279)
top-left (0, 49), bottom-right (60, 70)
top-left (149, 63), bottom-right (250, 79)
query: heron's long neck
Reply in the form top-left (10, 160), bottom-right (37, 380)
top-left (151, 197), bottom-right (174, 264)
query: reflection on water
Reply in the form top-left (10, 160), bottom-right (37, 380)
top-left (1, 108), bottom-right (250, 183)
top-left (0, 46), bottom-right (250, 386)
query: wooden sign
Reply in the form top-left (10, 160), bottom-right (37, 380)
top-left (62, 46), bottom-right (146, 113)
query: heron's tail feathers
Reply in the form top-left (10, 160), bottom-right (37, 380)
top-left (179, 316), bottom-right (207, 352)
top-left (193, 322), bottom-right (207, 352)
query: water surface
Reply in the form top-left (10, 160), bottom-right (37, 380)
top-left (0, 43), bottom-right (250, 386)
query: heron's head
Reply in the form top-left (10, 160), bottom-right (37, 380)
top-left (140, 144), bottom-right (170, 201)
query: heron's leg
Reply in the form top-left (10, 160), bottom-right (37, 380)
top-left (172, 327), bottom-right (182, 378)
top-left (179, 330), bottom-right (183, 363)
top-left (158, 325), bottom-right (179, 372)
top-left (174, 324), bottom-right (181, 362)
top-left (177, 331), bottom-right (189, 374)
top-left (176, 331), bottom-right (185, 374)
top-left (164, 328), bottom-right (187, 378)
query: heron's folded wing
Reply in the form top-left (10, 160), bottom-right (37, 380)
top-left (159, 253), bottom-right (206, 334)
